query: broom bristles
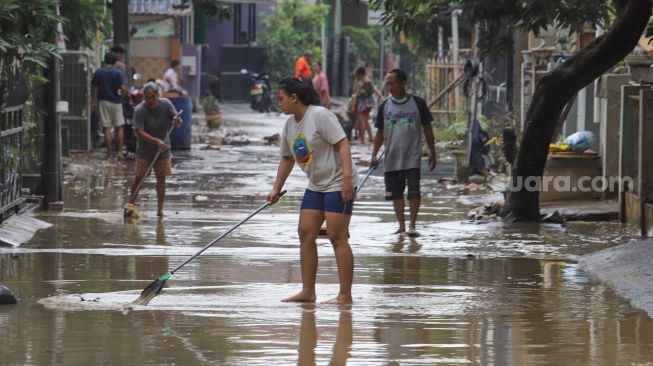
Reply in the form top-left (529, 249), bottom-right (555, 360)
top-left (123, 203), bottom-right (140, 218)
top-left (132, 278), bottom-right (167, 305)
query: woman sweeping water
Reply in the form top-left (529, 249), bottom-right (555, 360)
top-left (267, 76), bottom-right (358, 305)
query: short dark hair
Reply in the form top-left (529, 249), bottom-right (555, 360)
top-left (388, 68), bottom-right (407, 82)
top-left (355, 66), bottom-right (366, 77)
top-left (171, 60), bottom-right (180, 68)
top-left (278, 76), bottom-right (320, 106)
top-left (110, 45), bottom-right (125, 54)
top-left (104, 52), bottom-right (118, 65)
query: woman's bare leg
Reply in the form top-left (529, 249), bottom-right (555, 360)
top-left (322, 211), bottom-right (353, 304)
top-left (283, 209), bottom-right (324, 302)
top-left (356, 113), bottom-right (366, 143)
top-left (364, 116), bottom-right (373, 141)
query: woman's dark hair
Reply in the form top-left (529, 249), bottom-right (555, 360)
top-left (355, 66), bottom-right (366, 76)
top-left (388, 68), bottom-right (407, 82)
top-left (278, 76), bottom-right (320, 106)
top-left (171, 60), bottom-right (180, 68)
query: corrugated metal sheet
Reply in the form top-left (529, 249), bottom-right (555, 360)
top-left (129, 0), bottom-right (192, 15)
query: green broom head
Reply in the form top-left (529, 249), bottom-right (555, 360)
top-left (132, 271), bottom-right (172, 305)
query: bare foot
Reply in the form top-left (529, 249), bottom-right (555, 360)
top-left (393, 228), bottom-right (406, 234)
top-left (406, 228), bottom-right (421, 237)
top-left (157, 210), bottom-right (164, 217)
top-left (282, 291), bottom-right (316, 303)
top-left (322, 294), bottom-right (353, 305)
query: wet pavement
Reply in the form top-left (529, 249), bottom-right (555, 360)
top-left (1, 104), bottom-right (653, 365)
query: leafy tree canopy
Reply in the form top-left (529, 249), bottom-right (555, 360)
top-left (0, 0), bottom-right (62, 75)
top-left (369, 0), bottom-right (615, 57)
top-left (259, 0), bottom-right (329, 82)
top-left (343, 25), bottom-right (380, 70)
top-left (60, 0), bottom-right (110, 50)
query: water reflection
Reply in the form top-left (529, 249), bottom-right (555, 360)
top-left (297, 304), bottom-right (353, 366)
top-left (156, 218), bottom-right (166, 244)
top-left (392, 235), bottom-right (422, 254)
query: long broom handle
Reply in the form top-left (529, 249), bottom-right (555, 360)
top-left (126, 109), bottom-right (182, 203)
top-left (170, 190), bottom-right (288, 274)
top-left (356, 149), bottom-right (385, 193)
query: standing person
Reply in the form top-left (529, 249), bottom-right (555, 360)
top-left (109, 45), bottom-right (127, 78)
top-left (351, 66), bottom-right (384, 144)
top-left (91, 52), bottom-right (128, 160)
top-left (127, 82), bottom-right (182, 217)
top-left (370, 69), bottom-right (437, 236)
top-left (162, 60), bottom-right (182, 92)
top-left (312, 62), bottom-right (330, 107)
top-left (267, 76), bottom-right (358, 305)
top-left (294, 50), bottom-right (313, 79)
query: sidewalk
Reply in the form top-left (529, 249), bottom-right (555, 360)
top-left (580, 237), bottom-right (653, 318)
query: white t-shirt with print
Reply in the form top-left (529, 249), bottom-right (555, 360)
top-left (281, 105), bottom-right (358, 192)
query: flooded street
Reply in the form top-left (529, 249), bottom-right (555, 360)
top-left (1, 106), bottom-right (652, 365)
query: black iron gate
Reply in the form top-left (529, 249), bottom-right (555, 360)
top-left (218, 45), bottom-right (264, 102)
top-left (60, 51), bottom-right (92, 151)
top-left (0, 105), bottom-right (24, 219)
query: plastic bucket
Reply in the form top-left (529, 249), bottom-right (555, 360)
top-left (168, 97), bottom-right (192, 149)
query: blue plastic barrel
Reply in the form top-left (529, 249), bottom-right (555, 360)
top-left (168, 97), bottom-right (192, 149)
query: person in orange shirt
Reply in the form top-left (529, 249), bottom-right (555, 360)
top-left (295, 50), bottom-right (313, 78)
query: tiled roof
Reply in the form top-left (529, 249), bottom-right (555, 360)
top-left (129, 0), bottom-right (192, 15)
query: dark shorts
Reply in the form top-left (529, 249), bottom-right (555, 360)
top-left (384, 169), bottom-right (420, 201)
top-left (300, 189), bottom-right (354, 215)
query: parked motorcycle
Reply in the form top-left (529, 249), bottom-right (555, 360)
top-left (241, 69), bottom-right (271, 113)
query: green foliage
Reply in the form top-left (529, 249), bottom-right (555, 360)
top-left (0, 0), bottom-right (62, 78)
top-left (201, 93), bottom-right (220, 113)
top-left (370, 0), bottom-right (614, 57)
top-left (60, 0), bottom-right (110, 50)
top-left (259, 0), bottom-right (329, 82)
top-left (437, 114), bottom-right (468, 142)
top-left (343, 26), bottom-right (380, 70)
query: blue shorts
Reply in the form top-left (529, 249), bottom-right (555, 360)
top-left (300, 189), bottom-right (354, 215)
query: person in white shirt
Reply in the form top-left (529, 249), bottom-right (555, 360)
top-left (267, 76), bottom-right (358, 305)
top-left (162, 60), bottom-right (181, 92)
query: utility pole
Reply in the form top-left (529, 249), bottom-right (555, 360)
top-left (42, 52), bottom-right (62, 208)
top-left (112, 0), bottom-right (130, 81)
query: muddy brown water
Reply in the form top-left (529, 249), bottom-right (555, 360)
top-left (2, 125), bottom-right (652, 365)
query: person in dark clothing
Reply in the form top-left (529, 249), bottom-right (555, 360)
top-left (91, 52), bottom-right (128, 160)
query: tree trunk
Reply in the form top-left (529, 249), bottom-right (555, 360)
top-left (501, 0), bottom-right (652, 221)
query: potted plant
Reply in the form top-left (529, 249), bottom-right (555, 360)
top-left (201, 93), bottom-right (221, 129)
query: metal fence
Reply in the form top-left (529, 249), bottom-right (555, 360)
top-left (60, 51), bottom-right (92, 151)
top-left (0, 105), bottom-right (24, 217)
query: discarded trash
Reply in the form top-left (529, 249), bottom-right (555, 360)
top-left (0, 283), bottom-right (17, 305)
top-left (565, 131), bottom-right (596, 152)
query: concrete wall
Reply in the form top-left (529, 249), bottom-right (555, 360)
top-left (619, 86), bottom-right (653, 236)
top-left (598, 74), bottom-right (630, 198)
top-left (540, 156), bottom-right (602, 201)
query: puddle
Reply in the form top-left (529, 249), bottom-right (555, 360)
top-left (1, 113), bottom-right (649, 365)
